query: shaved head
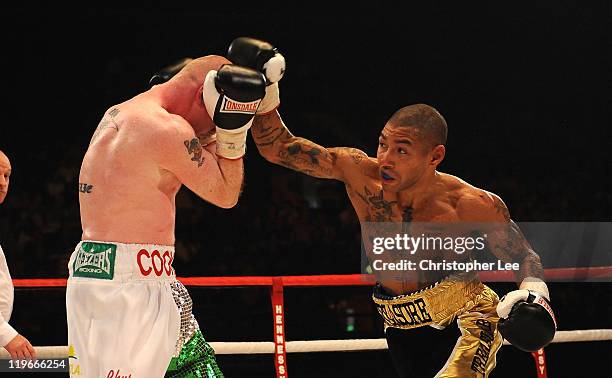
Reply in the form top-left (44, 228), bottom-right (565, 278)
top-left (388, 104), bottom-right (448, 147)
top-left (171, 55), bottom-right (231, 86)
top-left (156, 55), bottom-right (232, 135)
top-left (0, 150), bottom-right (11, 204)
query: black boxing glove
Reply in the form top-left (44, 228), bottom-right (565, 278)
top-left (227, 37), bottom-right (285, 114)
top-left (497, 278), bottom-right (557, 352)
top-left (203, 64), bottom-right (266, 159)
top-left (149, 58), bottom-right (193, 86)
top-left (228, 37), bottom-right (285, 83)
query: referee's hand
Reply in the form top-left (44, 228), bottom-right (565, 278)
top-left (4, 334), bottom-right (36, 360)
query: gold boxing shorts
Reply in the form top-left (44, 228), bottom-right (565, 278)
top-left (373, 276), bottom-right (503, 377)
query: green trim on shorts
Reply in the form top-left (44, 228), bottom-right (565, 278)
top-left (72, 242), bottom-right (116, 280)
top-left (165, 330), bottom-right (224, 378)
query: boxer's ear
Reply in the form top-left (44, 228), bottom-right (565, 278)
top-left (430, 145), bottom-right (445, 167)
top-left (149, 58), bottom-right (193, 87)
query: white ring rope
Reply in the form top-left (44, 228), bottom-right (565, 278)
top-left (1, 329), bottom-right (610, 358)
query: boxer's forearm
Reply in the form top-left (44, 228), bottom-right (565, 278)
top-left (215, 159), bottom-right (244, 208)
top-left (515, 250), bottom-right (545, 284)
top-left (252, 111), bottom-right (294, 162)
top-left (252, 111), bottom-right (342, 179)
top-left (490, 228), bottom-right (545, 285)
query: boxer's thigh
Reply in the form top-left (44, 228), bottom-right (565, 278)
top-left (67, 280), bottom-right (180, 378)
top-left (435, 292), bottom-right (502, 378)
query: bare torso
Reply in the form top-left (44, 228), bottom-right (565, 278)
top-left (252, 111), bottom-right (541, 297)
top-left (80, 56), bottom-right (243, 250)
top-left (80, 97), bottom-right (182, 245)
top-left (343, 158), bottom-right (488, 294)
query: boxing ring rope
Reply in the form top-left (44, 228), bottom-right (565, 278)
top-left (12, 266), bottom-right (611, 288)
top-left (12, 328), bottom-right (611, 356)
top-left (7, 267), bottom-right (612, 378)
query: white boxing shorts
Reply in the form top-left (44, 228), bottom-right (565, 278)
top-left (66, 241), bottom-right (223, 378)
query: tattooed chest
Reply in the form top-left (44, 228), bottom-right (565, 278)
top-left (348, 185), bottom-right (411, 222)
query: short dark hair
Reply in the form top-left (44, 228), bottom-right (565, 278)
top-left (388, 104), bottom-right (447, 146)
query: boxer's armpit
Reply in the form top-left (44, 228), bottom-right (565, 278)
top-left (183, 138), bottom-right (205, 168)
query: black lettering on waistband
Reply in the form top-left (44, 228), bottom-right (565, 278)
top-left (415, 298), bottom-right (432, 322)
top-left (376, 305), bottom-right (395, 325)
top-left (399, 305), bottom-right (416, 326)
top-left (375, 298), bottom-right (434, 328)
top-left (406, 302), bottom-right (422, 325)
top-left (377, 304), bottom-right (407, 327)
top-left (392, 305), bottom-right (410, 325)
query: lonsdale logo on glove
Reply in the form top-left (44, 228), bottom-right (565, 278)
top-left (534, 294), bottom-right (557, 328)
top-left (220, 97), bottom-right (261, 114)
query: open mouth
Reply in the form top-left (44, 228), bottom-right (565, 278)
top-left (381, 172), bottom-right (395, 183)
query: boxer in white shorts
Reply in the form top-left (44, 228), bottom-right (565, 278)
top-left (67, 54), bottom-right (272, 377)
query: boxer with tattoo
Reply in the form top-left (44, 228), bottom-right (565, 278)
top-left (235, 37), bottom-right (556, 377)
top-left (67, 56), bottom-right (267, 377)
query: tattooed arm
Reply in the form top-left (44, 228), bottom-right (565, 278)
top-left (149, 117), bottom-right (243, 208)
top-left (251, 111), bottom-right (367, 182)
top-left (462, 192), bottom-right (545, 285)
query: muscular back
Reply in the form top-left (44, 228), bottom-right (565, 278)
top-left (80, 96), bottom-right (182, 245)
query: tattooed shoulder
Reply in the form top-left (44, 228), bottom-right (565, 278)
top-left (491, 194), bottom-right (511, 221)
top-left (336, 147), bottom-right (367, 165)
top-left (91, 107), bottom-right (121, 144)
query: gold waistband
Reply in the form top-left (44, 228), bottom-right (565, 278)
top-left (373, 277), bottom-right (486, 330)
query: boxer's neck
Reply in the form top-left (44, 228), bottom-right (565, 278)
top-left (156, 81), bottom-right (198, 116)
top-left (396, 170), bottom-right (440, 208)
top-left (154, 82), bottom-right (214, 135)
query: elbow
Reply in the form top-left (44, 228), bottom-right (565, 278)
top-left (264, 154), bottom-right (282, 165)
top-left (217, 196), bottom-right (239, 209)
top-left (255, 146), bottom-right (279, 164)
top-left (215, 188), bottom-right (241, 209)
top-left (260, 149), bottom-right (284, 166)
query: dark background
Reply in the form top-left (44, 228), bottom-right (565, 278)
top-left (1, 2), bottom-right (611, 377)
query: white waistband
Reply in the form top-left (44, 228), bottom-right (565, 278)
top-left (68, 240), bottom-right (176, 282)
